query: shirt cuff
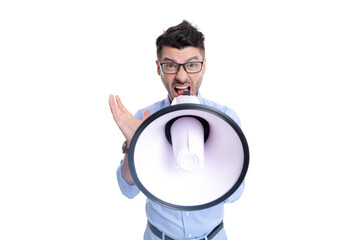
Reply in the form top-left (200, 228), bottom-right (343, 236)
top-left (116, 160), bottom-right (140, 199)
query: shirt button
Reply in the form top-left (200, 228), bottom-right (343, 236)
top-left (186, 212), bottom-right (189, 216)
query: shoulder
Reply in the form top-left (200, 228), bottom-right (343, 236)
top-left (200, 97), bottom-right (242, 127)
top-left (134, 98), bottom-right (169, 120)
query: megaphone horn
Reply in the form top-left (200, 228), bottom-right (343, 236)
top-left (128, 93), bottom-right (249, 210)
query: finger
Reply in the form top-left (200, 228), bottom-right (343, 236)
top-left (109, 94), bottom-right (116, 112)
top-left (116, 95), bottom-right (130, 113)
top-left (142, 110), bottom-right (151, 122)
top-left (115, 95), bottom-right (121, 106)
top-left (109, 94), bottom-right (115, 106)
top-left (109, 95), bottom-right (125, 127)
top-left (109, 94), bottom-right (118, 116)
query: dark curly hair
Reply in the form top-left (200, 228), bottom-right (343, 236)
top-left (156, 20), bottom-right (205, 59)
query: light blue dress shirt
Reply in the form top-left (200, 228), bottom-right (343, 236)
top-left (116, 93), bottom-right (245, 239)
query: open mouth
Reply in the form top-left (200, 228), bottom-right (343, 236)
top-left (174, 85), bottom-right (191, 96)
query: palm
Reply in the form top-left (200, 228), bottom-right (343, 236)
top-left (109, 95), bottom-right (150, 143)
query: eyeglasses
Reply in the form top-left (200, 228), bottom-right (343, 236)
top-left (159, 61), bottom-right (204, 74)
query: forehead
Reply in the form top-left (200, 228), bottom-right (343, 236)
top-left (160, 46), bottom-right (203, 62)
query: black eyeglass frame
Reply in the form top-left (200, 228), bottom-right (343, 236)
top-left (159, 61), bottom-right (204, 74)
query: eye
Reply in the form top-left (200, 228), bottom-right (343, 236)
top-left (186, 62), bottom-right (200, 68)
top-left (165, 63), bottom-right (178, 68)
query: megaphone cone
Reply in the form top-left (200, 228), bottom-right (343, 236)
top-left (128, 95), bottom-right (249, 210)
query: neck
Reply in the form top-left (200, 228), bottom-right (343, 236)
top-left (168, 94), bottom-right (173, 103)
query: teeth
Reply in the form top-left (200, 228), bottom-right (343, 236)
top-left (175, 86), bottom-right (189, 89)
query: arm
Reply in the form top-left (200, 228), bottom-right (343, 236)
top-left (121, 152), bottom-right (133, 184)
top-left (109, 94), bottom-right (150, 185)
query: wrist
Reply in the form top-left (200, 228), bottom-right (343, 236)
top-left (122, 140), bottom-right (129, 154)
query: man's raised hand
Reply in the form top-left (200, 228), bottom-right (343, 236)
top-left (109, 94), bottom-right (150, 145)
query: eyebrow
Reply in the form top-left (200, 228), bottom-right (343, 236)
top-left (162, 56), bottom-right (201, 63)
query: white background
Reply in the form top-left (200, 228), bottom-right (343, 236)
top-left (1, 0), bottom-right (359, 239)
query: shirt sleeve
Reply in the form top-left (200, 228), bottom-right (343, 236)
top-left (115, 110), bottom-right (144, 199)
top-left (134, 109), bottom-right (145, 120)
top-left (224, 107), bottom-right (242, 128)
top-left (224, 181), bottom-right (245, 203)
top-left (116, 160), bottom-right (140, 199)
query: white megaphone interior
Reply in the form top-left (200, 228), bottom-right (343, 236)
top-left (170, 95), bottom-right (204, 172)
top-left (133, 94), bottom-right (244, 207)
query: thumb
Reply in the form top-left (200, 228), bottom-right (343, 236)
top-left (141, 110), bottom-right (150, 122)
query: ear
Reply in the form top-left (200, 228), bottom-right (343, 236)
top-left (156, 60), bottom-right (161, 75)
top-left (202, 58), bottom-right (207, 74)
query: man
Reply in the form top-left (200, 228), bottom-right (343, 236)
top-left (109, 20), bottom-right (245, 240)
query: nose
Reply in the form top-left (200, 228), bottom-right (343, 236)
top-left (175, 65), bottom-right (189, 83)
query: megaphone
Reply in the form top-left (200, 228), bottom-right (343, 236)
top-left (128, 93), bottom-right (249, 211)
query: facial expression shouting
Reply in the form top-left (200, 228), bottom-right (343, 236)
top-left (156, 46), bottom-right (206, 102)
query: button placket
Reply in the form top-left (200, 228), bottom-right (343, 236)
top-left (183, 211), bottom-right (193, 239)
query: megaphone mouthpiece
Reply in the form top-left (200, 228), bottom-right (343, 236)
top-left (172, 94), bottom-right (200, 105)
